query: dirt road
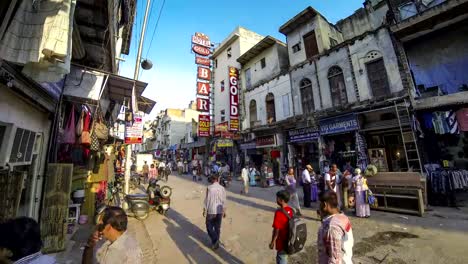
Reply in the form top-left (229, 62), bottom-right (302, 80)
top-left (141, 174), bottom-right (468, 264)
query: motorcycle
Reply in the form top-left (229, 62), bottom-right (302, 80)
top-left (147, 178), bottom-right (172, 215)
top-left (220, 171), bottom-right (231, 188)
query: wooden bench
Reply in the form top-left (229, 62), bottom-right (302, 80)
top-left (367, 172), bottom-right (425, 216)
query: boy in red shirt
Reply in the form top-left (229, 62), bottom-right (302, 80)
top-left (270, 190), bottom-right (293, 264)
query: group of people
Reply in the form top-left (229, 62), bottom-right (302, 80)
top-left (136, 160), bottom-right (171, 184)
top-left (280, 162), bottom-right (371, 219)
top-left (204, 172), bottom-right (354, 264)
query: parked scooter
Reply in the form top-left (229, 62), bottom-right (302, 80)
top-left (219, 171), bottom-right (231, 188)
top-left (147, 178), bottom-right (172, 215)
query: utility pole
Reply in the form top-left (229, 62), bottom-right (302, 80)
top-left (124, 0), bottom-right (152, 194)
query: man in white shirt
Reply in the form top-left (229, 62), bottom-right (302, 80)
top-left (325, 164), bottom-right (342, 208)
top-left (302, 164), bottom-right (313, 208)
top-left (203, 175), bottom-right (227, 249)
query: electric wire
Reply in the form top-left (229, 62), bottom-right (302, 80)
top-left (145, 0), bottom-right (166, 58)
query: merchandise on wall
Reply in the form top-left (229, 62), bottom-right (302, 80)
top-left (286, 127), bottom-right (320, 173)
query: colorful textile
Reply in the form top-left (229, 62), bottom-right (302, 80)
top-left (456, 108), bottom-right (468, 131)
top-left (355, 132), bottom-right (368, 171)
top-left (445, 110), bottom-right (459, 134)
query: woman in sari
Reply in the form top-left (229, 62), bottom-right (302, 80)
top-left (353, 168), bottom-right (370, 218)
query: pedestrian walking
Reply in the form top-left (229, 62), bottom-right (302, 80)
top-left (84, 206), bottom-right (143, 264)
top-left (142, 161), bottom-right (149, 184)
top-left (249, 164), bottom-right (257, 186)
top-left (0, 217), bottom-right (56, 264)
top-left (158, 160), bottom-right (166, 181)
top-left (285, 167), bottom-right (301, 216)
top-left (203, 175), bottom-right (227, 250)
top-left (177, 160), bottom-right (183, 175)
top-left (149, 164), bottom-right (158, 181)
top-left (192, 160), bottom-right (198, 181)
top-left (325, 164), bottom-right (342, 209)
top-left (269, 190), bottom-right (293, 264)
top-left (302, 165), bottom-right (314, 208)
top-left (241, 166), bottom-right (249, 194)
top-left (353, 168), bottom-right (370, 218)
top-left (317, 191), bottom-right (354, 264)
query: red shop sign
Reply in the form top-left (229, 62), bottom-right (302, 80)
top-left (228, 67), bottom-right (239, 131)
top-left (193, 45), bottom-right (211, 56)
top-left (195, 56), bottom-right (211, 67)
top-left (192, 33), bottom-right (211, 48)
top-left (196, 98), bottom-right (210, 112)
top-left (197, 82), bottom-right (210, 96)
top-left (256, 135), bottom-right (276, 147)
top-left (197, 66), bottom-right (211, 81)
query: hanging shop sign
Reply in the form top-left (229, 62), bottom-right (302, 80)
top-left (287, 127), bottom-right (320, 143)
top-left (217, 139), bottom-right (233, 148)
top-left (229, 66), bottom-right (240, 131)
top-left (215, 122), bottom-right (229, 133)
top-left (197, 82), bottom-right (210, 96)
top-left (192, 33), bottom-right (211, 48)
top-left (319, 113), bottom-right (359, 135)
top-left (124, 113), bottom-right (144, 144)
top-left (196, 98), bottom-right (210, 112)
top-left (195, 56), bottom-right (211, 67)
top-left (193, 45), bottom-right (211, 56)
top-left (198, 114), bottom-right (210, 137)
top-left (256, 135), bottom-right (276, 147)
top-left (197, 66), bottom-right (211, 81)
top-left (240, 141), bottom-right (256, 150)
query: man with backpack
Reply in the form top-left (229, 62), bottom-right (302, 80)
top-left (270, 190), bottom-right (307, 264)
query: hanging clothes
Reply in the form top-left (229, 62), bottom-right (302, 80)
top-left (421, 112), bottom-right (434, 129)
top-left (355, 132), bottom-right (368, 171)
top-left (432, 112), bottom-right (450, 134)
top-left (445, 110), bottom-right (459, 134)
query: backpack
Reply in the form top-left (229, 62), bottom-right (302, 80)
top-left (279, 208), bottom-right (307, 255)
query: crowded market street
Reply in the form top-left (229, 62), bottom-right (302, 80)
top-left (55, 172), bottom-right (468, 264)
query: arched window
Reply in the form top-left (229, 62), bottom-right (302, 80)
top-left (300, 78), bottom-right (314, 114)
top-left (328, 66), bottom-right (348, 107)
top-left (266, 93), bottom-right (276, 124)
top-left (249, 100), bottom-right (257, 127)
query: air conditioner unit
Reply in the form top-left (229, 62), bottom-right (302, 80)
top-left (8, 128), bottom-right (37, 166)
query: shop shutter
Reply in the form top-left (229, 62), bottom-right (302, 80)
top-left (9, 128), bottom-right (36, 163)
top-left (40, 163), bottom-right (73, 253)
top-left (0, 169), bottom-right (25, 222)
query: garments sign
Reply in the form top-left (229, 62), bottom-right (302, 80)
top-left (198, 114), bottom-right (210, 137)
top-left (196, 98), bottom-right (210, 112)
top-left (125, 114), bottom-right (144, 144)
top-left (195, 56), bottom-right (211, 67)
top-left (217, 139), bottom-right (233, 148)
top-left (319, 113), bottom-right (359, 135)
top-left (229, 67), bottom-right (240, 131)
top-left (197, 67), bottom-right (211, 81)
top-left (287, 127), bottom-right (320, 143)
top-left (256, 135), bottom-right (276, 147)
top-left (197, 82), bottom-right (210, 96)
top-left (192, 33), bottom-right (211, 47)
top-left (240, 141), bottom-right (256, 150)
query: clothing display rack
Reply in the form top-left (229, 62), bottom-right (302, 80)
top-left (426, 167), bottom-right (468, 207)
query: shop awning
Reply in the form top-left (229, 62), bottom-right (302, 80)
top-left (63, 65), bottom-right (156, 114)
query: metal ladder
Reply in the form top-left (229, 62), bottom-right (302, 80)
top-left (394, 99), bottom-right (423, 173)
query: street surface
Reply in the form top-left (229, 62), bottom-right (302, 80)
top-left (55, 173), bottom-right (468, 264)
top-left (143, 174), bottom-right (468, 264)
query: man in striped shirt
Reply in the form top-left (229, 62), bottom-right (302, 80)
top-left (203, 175), bottom-right (227, 250)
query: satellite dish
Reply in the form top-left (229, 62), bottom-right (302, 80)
top-left (141, 59), bottom-right (153, 70)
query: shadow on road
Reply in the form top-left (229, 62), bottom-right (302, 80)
top-left (163, 209), bottom-right (244, 264)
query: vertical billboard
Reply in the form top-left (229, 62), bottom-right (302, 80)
top-left (198, 114), bottom-right (211, 137)
top-left (229, 67), bottom-right (239, 131)
top-left (192, 32), bottom-right (213, 137)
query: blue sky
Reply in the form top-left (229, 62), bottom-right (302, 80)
top-left (119, 0), bottom-right (364, 117)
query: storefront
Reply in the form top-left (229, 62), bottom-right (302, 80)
top-left (415, 104), bottom-right (468, 207)
top-left (358, 106), bottom-right (410, 172)
top-left (319, 113), bottom-right (360, 172)
top-left (286, 127), bottom-right (320, 173)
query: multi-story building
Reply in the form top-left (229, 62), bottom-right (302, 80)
top-left (210, 27), bottom-right (264, 167)
top-left (237, 36), bottom-right (292, 178)
top-left (386, 0), bottom-right (468, 206)
top-left (279, 3), bottom-right (421, 173)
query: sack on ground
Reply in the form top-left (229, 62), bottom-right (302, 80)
top-left (279, 208), bottom-right (307, 255)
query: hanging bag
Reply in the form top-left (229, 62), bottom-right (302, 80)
top-left (90, 120), bottom-right (100, 152)
top-left (76, 109), bottom-right (84, 137)
top-left (94, 109), bottom-right (109, 140)
top-left (79, 108), bottom-right (91, 145)
top-left (63, 105), bottom-right (76, 144)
